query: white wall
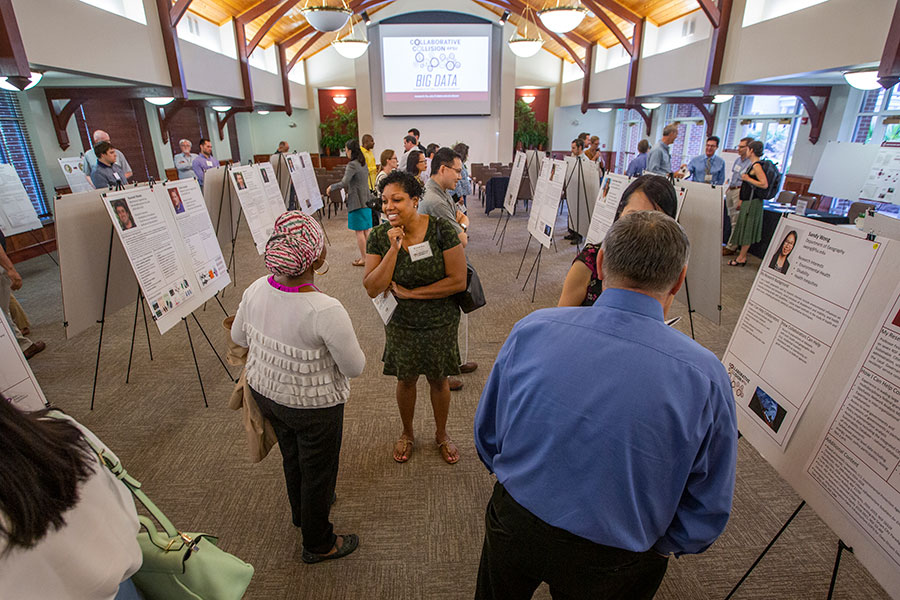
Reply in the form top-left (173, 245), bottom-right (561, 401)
top-left (515, 50), bottom-right (562, 87)
top-left (787, 84), bottom-right (850, 176)
top-left (551, 106), bottom-right (616, 151)
top-left (242, 111), bottom-right (319, 156)
top-left (21, 90), bottom-right (83, 201)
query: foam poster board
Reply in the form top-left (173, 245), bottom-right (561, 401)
top-left (0, 164), bottom-right (42, 236)
top-left (526, 158), bottom-right (566, 249)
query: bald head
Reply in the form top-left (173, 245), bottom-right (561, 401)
top-left (92, 130), bottom-right (110, 144)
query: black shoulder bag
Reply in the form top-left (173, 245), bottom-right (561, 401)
top-left (435, 218), bottom-right (486, 313)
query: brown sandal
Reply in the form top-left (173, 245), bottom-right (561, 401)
top-left (393, 437), bottom-right (414, 463)
top-left (351, 258), bottom-right (365, 267)
top-left (437, 438), bottom-right (460, 465)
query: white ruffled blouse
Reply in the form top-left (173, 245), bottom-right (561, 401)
top-left (231, 277), bottom-right (365, 408)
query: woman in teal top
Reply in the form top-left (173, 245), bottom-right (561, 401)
top-left (363, 171), bottom-right (467, 465)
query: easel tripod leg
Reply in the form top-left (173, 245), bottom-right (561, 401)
top-left (516, 236), bottom-right (532, 279)
top-left (723, 500), bottom-right (805, 600)
top-left (522, 246), bottom-right (542, 292)
top-left (140, 294), bottom-right (153, 360)
top-left (126, 290), bottom-right (140, 384)
top-left (531, 248), bottom-right (541, 303)
top-left (90, 228), bottom-right (115, 411)
top-left (183, 318), bottom-right (209, 408)
top-left (683, 279), bottom-right (697, 340)
top-left (191, 312), bottom-right (233, 382)
top-left (493, 208), bottom-right (504, 239)
top-left (826, 540), bottom-right (852, 600)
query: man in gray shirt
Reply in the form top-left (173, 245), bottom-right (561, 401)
top-left (419, 147), bottom-right (476, 386)
top-left (646, 125), bottom-right (683, 177)
top-left (83, 129), bottom-right (132, 182)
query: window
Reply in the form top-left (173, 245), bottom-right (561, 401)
top-left (176, 13), bottom-right (237, 59)
top-left (614, 109), bottom-right (645, 173)
top-left (742, 0), bottom-right (829, 27)
top-left (0, 92), bottom-right (50, 219)
top-left (723, 95), bottom-right (802, 171)
top-left (852, 86), bottom-right (900, 145)
top-left (77, 0), bottom-right (146, 24)
top-left (664, 104), bottom-right (707, 172)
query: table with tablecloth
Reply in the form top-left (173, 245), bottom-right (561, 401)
top-left (746, 204), bottom-right (849, 259)
top-left (484, 176), bottom-right (509, 215)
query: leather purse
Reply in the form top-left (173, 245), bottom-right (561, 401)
top-left (79, 423), bottom-right (255, 600)
top-left (455, 261), bottom-right (486, 313)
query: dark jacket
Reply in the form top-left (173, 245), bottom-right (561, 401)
top-left (332, 160), bottom-right (369, 212)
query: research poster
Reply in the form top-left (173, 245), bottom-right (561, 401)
top-left (806, 282), bottom-right (900, 573)
top-left (723, 216), bottom-right (882, 447)
top-left (103, 180), bottom-right (230, 334)
top-left (503, 151), bottom-right (526, 214)
top-left (564, 156), bottom-right (601, 238)
top-left (258, 162), bottom-right (287, 213)
top-left (0, 164), bottom-right (42, 236)
top-left (584, 173), bottom-right (629, 245)
top-left (228, 165), bottom-right (284, 254)
top-left (0, 313), bottom-right (48, 412)
top-left (286, 152), bottom-right (323, 216)
top-left (58, 156), bottom-right (94, 193)
top-left (526, 158), bottom-right (566, 249)
top-left (860, 146), bottom-right (900, 205)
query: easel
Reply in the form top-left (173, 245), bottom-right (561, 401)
top-left (563, 156), bottom-right (592, 252)
top-left (493, 153), bottom-right (533, 254)
top-left (91, 182), bottom-right (234, 410)
top-left (27, 211), bottom-right (59, 267)
top-left (723, 500), bottom-right (854, 600)
top-left (515, 235), bottom-right (557, 303)
top-left (213, 164), bottom-right (241, 291)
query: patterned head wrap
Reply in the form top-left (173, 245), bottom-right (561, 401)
top-left (264, 211), bottom-right (325, 277)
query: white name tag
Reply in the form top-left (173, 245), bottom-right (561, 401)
top-left (408, 241), bottom-right (433, 262)
top-left (113, 172), bottom-right (121, 181)
top-left (372, 292), bottom-right (397, 325)
top-left (704, 173), bottom-right (712, 183)
top-left (206, 160), bottom-right (213, 167)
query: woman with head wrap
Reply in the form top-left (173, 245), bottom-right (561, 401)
top-left (231, 211), bottom-right (365, 564)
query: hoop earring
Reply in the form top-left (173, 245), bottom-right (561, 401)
top-left (314, 260), bottom-right (329, 275)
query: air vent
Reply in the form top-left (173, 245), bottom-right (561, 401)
top-left (681, 17), bottom-right (696, 37)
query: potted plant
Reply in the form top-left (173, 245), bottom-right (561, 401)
top-left (513, 98), bottom-right (548, 150)
top-left (319, 106), bottom-right (358, 156)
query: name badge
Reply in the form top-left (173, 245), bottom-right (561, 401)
top-left (206, 160), bottom-right (213, 167)
top-left (704, 173), bottom-right (712, 183)
top-left (408, 241), bottom-right (433, 262)
top-left (113, 172), bottom-right (121, 181)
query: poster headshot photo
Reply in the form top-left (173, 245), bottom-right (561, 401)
top-left (768, 230), bottom-right (797, 275)
top-left (299, 155), bottom-right (306, 168)
top-left (234, 172), bottom-right (247, 190)
top-left (601, 177), bottom-right (611, 199)
top-left (168, 187), bottom-right (185, 214)
top-left (260, 168), bottom-right (269, 184)
top-left (110, 199), bottom-right (137, 231)
top-left (748, 386), bottom-right (787, 433)
top-left (287, 157), bottom-right (295, 172)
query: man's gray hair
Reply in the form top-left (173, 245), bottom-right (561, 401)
top-left (602, 211), bottom-right (690, 295)
top-left (179, 139), bottom-right (191, 146)
top-left (662, 124), bottom-right (678, 137)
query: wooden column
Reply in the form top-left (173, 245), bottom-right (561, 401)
top-left (0, 0), bottom-right (30, 90)
top-left (155, 0), bottom-right (191, 99)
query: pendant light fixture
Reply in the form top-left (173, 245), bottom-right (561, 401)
top-left (300, 0), bottom-right (351, 33)
top-left (538, 0), bottom-right (586, 34)
top-left (332, 15), bottom-right (369, 59)
top-left (508, 4), bottom-right (544, 58)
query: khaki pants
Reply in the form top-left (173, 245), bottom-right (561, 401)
top-left (724, 187), bottom-right (741, 250)
top-left (0, 272), bottom-right (32, 351)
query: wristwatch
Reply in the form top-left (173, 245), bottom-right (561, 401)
top-left (460, 223), bottom-right (468, 231)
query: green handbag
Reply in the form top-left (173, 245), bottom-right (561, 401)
top-left (84, 429), bottom-right (255, 600)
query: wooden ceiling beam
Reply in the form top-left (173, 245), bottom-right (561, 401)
top-left (281, 24), bottom-right (314, 49)
top-left (237, 0), bottom-right (284, 24)
top-left (277, 42), bottom-right (293, 116)
top-left (170, 0), bottom-right (195, 26)
top-left (246, 0), bottom-right (301, 54)
top-left (234, 18), bottom-right (254, 106)
top-left (878, 0), bottom-right (900, 88)
top-left (625, 17), bottom-right (644, 104)
top-left (582, 0), bottom-right (632, 54)
top-left (590, 0), bottom-right (639, 25)
top-left (287, 30), bottom-right (324, 71)
top-left (696, 0), bottom-right (721, 28)
top-left (484, 0), bottom-right (586, 69)
top-left (581, 43), bottom-right (593, 112)
top-left (0, 0), bottom-right (31, 89)
top-left (703, 0), bottom-right (732, 94)
top-left (45, 96), bottom-right (85, 151)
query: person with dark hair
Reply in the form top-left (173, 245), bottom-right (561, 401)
top-left (626, 139), bottom-right (651, 177)
top-left (420, 148), bottom-right (468, 246)
top-left (474, 211), bottom-right (737, 600)
top-left (361, 134), bottom-right (377, 190)
top-left (564, 139), bottom-right (587, 244)
top-left (558, 174), bottom-right (679, 307)
top-left (452, 142), bottom-right (472, 205)
top-left (723, 137), bottom-right (755, 256)
top-left (373, 148), bottom-right (399, 226)
top-left (768, 230), bottom-right (797, 274)
top-left (398, 135), bottom-right (417, 181)
top-left (191, 138), bottom-right (219, 188)
top-left (327, 139), bottom-right (372, 266)
top-left (683, 136), bottom-right (725, 185)
top-left (408, 128), bottom-right (426, 153)
top-left (364, 170), bottom-right (468, 465)
top-left (82, 130), bottom-right (132, 181)
top-left (728, 140), bottom-right (769, 267)
top-left (646, 124), bottom-right (681, 177)
top-left (406, 150), bottom-right (427, 183)
top-left (422, 143), bottom-right (439, 184)
top-left (90, 141), bottom-right (128, 189)
top-left (0, 399), bottom-right (143, 598)
top-left (232, 212), bottom-right (365, 564)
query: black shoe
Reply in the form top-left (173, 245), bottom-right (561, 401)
top-left (563, 232), bottom-right (577, 240)
top-left (302, 534), bottom-right (359, 564)
top-left (570, 236), bottom-right (583, 245)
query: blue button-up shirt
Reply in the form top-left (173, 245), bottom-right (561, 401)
top-left (729, 156), bottom-right (753, 188)
top-left (474, 288), bottom-right (737, 556)
top-left (686, 154), bottom-right (726, 185)
top-left (192, 154), bottom-right (220, 187)
top-left (645, 141), bottom-right (671, 175)
top-left (625, 153), bottom-right (647, 177)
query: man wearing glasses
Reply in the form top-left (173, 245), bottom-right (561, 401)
top-left (723, 137), bottom-right (754, 256)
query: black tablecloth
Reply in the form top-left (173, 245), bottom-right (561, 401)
top-left (748, 205), bottom-right (849, 259)
top-left (484, 176), bottom-right (509, 215)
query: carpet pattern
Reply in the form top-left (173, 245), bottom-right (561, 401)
top-left (14, 198), bottom-right (890, 599)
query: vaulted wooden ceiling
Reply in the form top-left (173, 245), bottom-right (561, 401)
top-left (184, 0), bottom-right (704, 65)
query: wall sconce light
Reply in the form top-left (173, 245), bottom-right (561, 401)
top-left (522, 95), bottom-right (536, 104)
top-left (333, 95), bottom-right (347, 105)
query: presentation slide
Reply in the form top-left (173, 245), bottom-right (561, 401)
top-left (381, 24), bottom-right (492, 116)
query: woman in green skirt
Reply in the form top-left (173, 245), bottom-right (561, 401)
top-left (364, 171), bottom-right (468, 465)
top-left (728, 140), bottom-right (769, 267)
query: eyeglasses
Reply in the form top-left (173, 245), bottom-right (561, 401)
top-left (445, 166), bottom-right (462, 174)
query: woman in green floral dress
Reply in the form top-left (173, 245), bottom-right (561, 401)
top-left (364, 171), bottom-right (468, 465)
top-left (728, 140), bottom-right (769, 267)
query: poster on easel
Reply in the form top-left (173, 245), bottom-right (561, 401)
top-left (258, 162), bottom-right (288, 213)
top-left (525, 149), bottom-right (541, 194)
top-left (584, 173), bottom-right (629, 245)
top-left (564, 156), bottom-right (601, 238)
top-left (286, 152), bottom-right (323, 215)
top-left (860, 146), bottom-right (900, 205)
top-left (724, 215), bottom-right (881, 448)
top-left (0, 313), bottom-right (48, 411)
top-left (103, 179), bottom-right (230, 334)
top-left (58, 157), bottom-right (94, 194)
top-left (228, 164), bottom-right (285, 254)
top-left (526, 158), bottom-right (566, 249)
top-left (201, 165), bottom-right (241, 255)
top-left (504, 151), bottom-right (526, 215)
top-left (0, 164), bottom-right (42, 236)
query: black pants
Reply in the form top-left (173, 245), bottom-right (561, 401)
top-left (251, 388), bottom-right (343, 554)
top-left (475, 482), bottom-right (668, 600)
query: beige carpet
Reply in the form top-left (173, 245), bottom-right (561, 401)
top-left (14, 197), bottom-right (890, 599)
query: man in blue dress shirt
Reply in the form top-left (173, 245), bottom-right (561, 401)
top-left (474, 210), bottom-right (737, 600)
top-left (683, 135), bottom-right (726, 185)
top-left (191, 138), bottom-right (220, 189)
top-left (625, 139), bottom-right (650, 177)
